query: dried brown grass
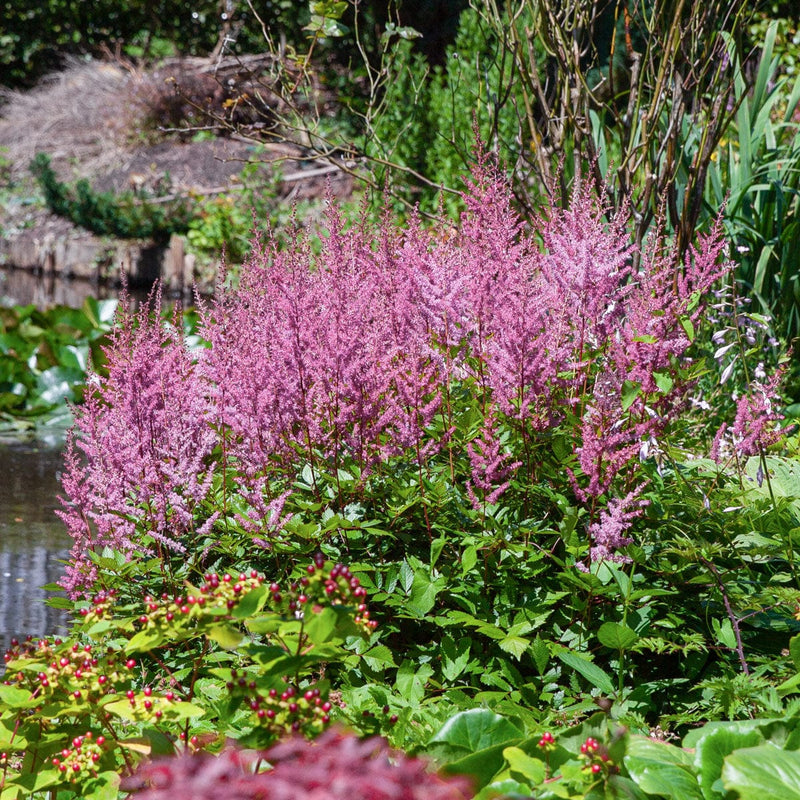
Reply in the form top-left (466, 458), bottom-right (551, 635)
top-left (0, 59), bottom-right (133, 183)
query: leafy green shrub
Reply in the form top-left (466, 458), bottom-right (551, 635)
top-left (29, 153), bottom-right (194, 242)
top-left (0, 557), bottom-right (373, 798)
top-left (52, 156), bottom-right (799, 759)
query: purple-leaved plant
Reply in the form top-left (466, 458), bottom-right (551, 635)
top-left (122, 728), bottom-right (472, 800)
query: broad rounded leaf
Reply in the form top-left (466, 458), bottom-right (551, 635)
top-left (429, 708), bottom-right (523, 753)
top-left (722, 746), bottom-right (800, 800)
top-left (597, 622), bottom-right (639, 651)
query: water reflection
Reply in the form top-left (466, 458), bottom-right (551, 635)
top-left (0, 441), bottom-right (72, 653)
top-left (0, 266), bottom-right (119, 309)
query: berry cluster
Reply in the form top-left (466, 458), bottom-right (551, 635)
top-left (226, 672), bottom-right (332, 738)
top-left (266, 555), bottom-right (376, 631)
top-left (77, 589), bottom-right (117, 622)
top-left (51, 731), bottom-right (107, 783)
top-left (2, 636), bottom-right (135, 708)
top-left (122, 684), bottom-right (179, 722)
top-left (537, 731), bottom-right (555, 749)
top-left (136, 570), bottom-right (265, 629)
top-left (579, 736), bottom-right (611, 776)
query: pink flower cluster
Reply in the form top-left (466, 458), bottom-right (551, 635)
top-left (59, 158), bottom-right (731, 592)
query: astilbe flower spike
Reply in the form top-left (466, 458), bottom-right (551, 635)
top-left (122, 728), bottom-right (472, 800)
top-left (59, 152), bottom-right (736, 582)
top-left (58, 292), bottom-right (216, 596)
top-left (587, 484), bottom-right (649, 564)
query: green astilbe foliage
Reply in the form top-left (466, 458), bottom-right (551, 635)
top-left (30, 153), bottom-right (194, 242)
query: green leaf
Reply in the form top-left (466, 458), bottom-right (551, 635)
top-left (395, 660), bottom-right (434, 703)
top-left (557, 651), bottom-right (615, 695)
top-left (621, 380), bottom-right (641, 412)
top-left (407, 570), bottom-right (446, 616)
top-left (0, 684), bottom-right (34, 707)
top-left (694, 727), bottom-right (763, 800)
top-left (208, 624), bottom-right (243, 649)
top-left (530, 636), bottom-right (550, 675)
top-left (625, 738), bottom-right (702, 800)
top-left (790, 634), bottom-right (800, 672)
top-left (430, 537), bottom-right (447, 569)
top-left (654, 371), bottom-right (674, 393)
top-left (231, 585), bottom-right (267, 618)
top-left (441, 636), bottom-right (472, 681)
top-left (361, 644), bottom-right (396, 671)
top-left (503, 746), bottom-right (546, 784)
top-left (722, 746), bottom-right (800, 800)
top-left (429, 708), bottom-right (523, 753)
top-left (461, 545), bottom-right (478, 576)
top-left (597, 622), bottom-right (639, 651)
top-left (498, 635), bottom-right (529, 660)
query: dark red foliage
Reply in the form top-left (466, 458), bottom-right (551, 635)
top-left (122, 729), bottom-right (472, 800)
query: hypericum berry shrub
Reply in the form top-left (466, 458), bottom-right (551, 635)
top-left (0, 559), bottom-right (375, 799)
top-left (54, 154), bottom-right (796, 751)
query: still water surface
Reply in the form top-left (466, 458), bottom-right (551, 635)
top-left (0, 440), bottom-right (72, 653)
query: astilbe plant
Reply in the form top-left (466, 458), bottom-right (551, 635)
top-left (61, 153), bottom-right (745, 595)
top-left (122, 728), bottom-right (472, 800)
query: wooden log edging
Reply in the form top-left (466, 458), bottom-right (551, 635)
top-left (0, 230), bottom-right (196, 294)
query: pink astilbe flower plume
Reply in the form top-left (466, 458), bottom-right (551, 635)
top-left (57, 151), bottom-right (737, 591)
top-left (58, 292), bottom-right (216, 596)
top-left (587, 484), bottom-right (650, 564)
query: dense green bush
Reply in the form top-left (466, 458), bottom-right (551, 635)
top-left (29, 153), bottom-right (194, 242)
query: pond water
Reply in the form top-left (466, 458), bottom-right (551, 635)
top-left (0, 265), bottom-right (120, 308)
top-left (0, 439), bottom-right (73, 654)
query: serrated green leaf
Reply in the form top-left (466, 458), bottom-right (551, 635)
top-left (530, 635), bottom-right (550, 675)
top-left (498, 635), bottom-right (529, 660)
